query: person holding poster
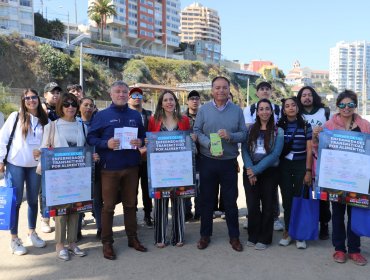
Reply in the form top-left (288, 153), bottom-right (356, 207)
top-left (0, 89), bottom-right (48, 256)
top-left (87, 81), bottom-right (147, 261)
top-left (277, 97), bottom-right (312, 249)
top-left (148, 90), bottom-right (190, 248)
top-left (194, 76), bottom-right (247, 252)
top-left (319, 90), bottom-right (370, 266)
top-left (40, 93), bottom-right (99, 261)
top-left (242, 99), bottom-right (284, 250)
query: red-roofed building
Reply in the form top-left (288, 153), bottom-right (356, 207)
top-left (248, 60), bottom-right (274, 72)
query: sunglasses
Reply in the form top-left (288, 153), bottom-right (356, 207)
top-left (62, 101), bottom-right (78, 108)
top-left (130, 93), bottom-right (143, 99)
top-left (24, 96), bottom-right (38, 101)
top-left (338, 102), bottom-right (356, 109)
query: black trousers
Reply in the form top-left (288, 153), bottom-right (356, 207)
top-left (137, 162), bottom-right (153, 217)
top-left (244, 167), bottom-right (278, 244)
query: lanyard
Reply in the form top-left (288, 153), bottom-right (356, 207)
top-left (32, 121), bottom-right (39, 137)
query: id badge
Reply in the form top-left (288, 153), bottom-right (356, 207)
top-left (28, 137), bottom-right (41, 145)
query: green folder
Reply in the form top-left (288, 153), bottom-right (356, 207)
top-left (210, 133), bottom-right (223, 156)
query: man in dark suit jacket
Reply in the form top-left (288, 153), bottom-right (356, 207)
top-left (128, 87), bottom-right (153, 228)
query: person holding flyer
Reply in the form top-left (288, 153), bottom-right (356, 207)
top-left (0, 89), bottom-right (48, 256)
top-left (148, 90), bottom-right (190, 248)
top-left (87, 81), bottom-right (147, 261)
top-left (318, 90), bottom-right (370, 266)
top-left (40, 93), bottom-right (99, 261)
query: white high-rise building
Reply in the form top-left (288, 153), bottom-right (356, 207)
top-left (0, 0), bottom-right (34, 35)
top-left (329, 41), bottom-right (370, 101)
top-left (88, 0), bottom-right (181, 56)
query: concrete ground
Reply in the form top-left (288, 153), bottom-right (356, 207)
top-left (0, 157), bottom-right (369, 280)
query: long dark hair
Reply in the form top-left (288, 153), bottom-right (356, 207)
top-left (277, 97), bottom-right (306, 130)
top-left (297, 86), bottom-right (325, 111)
top-left (20, 89), bottom-right (48, 139)
top-left (154, 90), bottom-right (182, 122)
top-left (247, 99), bottom-right (276, 154)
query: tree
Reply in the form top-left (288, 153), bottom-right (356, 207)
top-left (88, 0), bottom-right (117, 41)
top-left (90, 13), bottom-right (102, 40)
top-left (34, 13), bottom-right (65, 41)
top-left (48, 19), bottom-right (65, 41)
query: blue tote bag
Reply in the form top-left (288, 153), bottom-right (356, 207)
top-left (288, 185), bottom-right (319, 240)
top-left (351, 207), bottom-right (370, 237)
top-left (0, 186), bottom-right (16, 230)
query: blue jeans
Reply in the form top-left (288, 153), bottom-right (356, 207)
top-left (6, 163), bottom-right (41, 235)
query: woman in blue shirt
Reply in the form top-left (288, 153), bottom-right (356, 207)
top-left (277, 97), bottom-right (312, 249)
top-left (242, 99), bottom-right (284, 250)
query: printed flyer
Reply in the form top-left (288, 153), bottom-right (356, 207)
top-left (41, 146), bottom-right (94, 216)
top-left (146, 131), bottom-right (196, 199)
top-left (315, 130), bottom-right (370, 208)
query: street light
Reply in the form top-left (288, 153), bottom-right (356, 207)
top-left (58, 6), bottom-right (69, 45)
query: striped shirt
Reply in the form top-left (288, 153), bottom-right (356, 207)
top-left (283, 120), bottom-right (312, 161)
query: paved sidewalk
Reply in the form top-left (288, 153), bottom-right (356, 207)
top-left (0, 159), bottom-right (369, 280)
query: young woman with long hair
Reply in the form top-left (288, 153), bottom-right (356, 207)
top-left (242, 99), bottom-right (284, 250)
top-left (0, 89), bottom-right (48, 255)
top-left (148, 90), bottom-right (190, 248)
top-left (277, 97), bottom-right (312, 249)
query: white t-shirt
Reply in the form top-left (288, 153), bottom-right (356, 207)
top-left (243, 103), bottom-right (281, 125)
top-left (302, 107), bottom-right (330, 128)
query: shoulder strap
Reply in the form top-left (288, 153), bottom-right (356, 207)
top-left (324, 107), bottom-right (330, 121)
top-left (250, 103), bottom-right (256, 116)
top-left (4, 113), bottom-right (19, 163)
top-left (82, 122), bottom-right (87, 144)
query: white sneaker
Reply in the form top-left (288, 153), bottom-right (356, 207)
top-left (220, 212), bottom-right (226, 219)
top-left (28, 232), bottom-right (46, 248)
top-left (296, 240), bottom-right (307, 249)
top-left (81, 218), bottom-right (86, 227)
top-left (243, 220), bottom-right (248, 229)
top-left (279, 232), bottom-right (292, 246)
top-left (41, 218), bottom-right (51, 233)
top-left (10, 238), bottom-right (27, 255)
top-left (255, 242), bottom-right (267, 250)
top-left (214, 211), bottom-right (222, 218)
top-left (273, 219), bottom-right (284, 231)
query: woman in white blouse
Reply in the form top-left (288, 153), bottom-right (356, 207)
top-left (0, 89), bottom-right (49, 256)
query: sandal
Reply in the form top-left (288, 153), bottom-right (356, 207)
top-left (176, 242), bottom-right (184, 247)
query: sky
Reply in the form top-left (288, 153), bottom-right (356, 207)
top-left (33, 0), bottom-right (370, 74)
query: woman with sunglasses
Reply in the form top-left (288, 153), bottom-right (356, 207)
top-left (242, 99), bottom-right (284, 250)
top-left (0, 89), bottom-right (48, 255)
top-left (277, 97), bottom-right (313, 249)
top-left (147, 90), bottom-right (190, 248)
top-left (40, 93), bottom-right (99, 261)
top-left (319, 90), bottom-right (370, 266)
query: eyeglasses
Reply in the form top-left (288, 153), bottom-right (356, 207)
top-left (24, 96), bottom-right (38, 101)
top-left (189, 97), bottom-right (200, 101)
top-left (338, 102), bottom-right (356, 109)
top-left (130, 93), bottom-right (143, 99)
top-left (62, 101), bottom-right (78, 108)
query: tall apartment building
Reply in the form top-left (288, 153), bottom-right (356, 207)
top-left (180, 2), bottom-right (221, 63)
top-left (329, 41), bottom-right (370, 101)
top-left (0, 0), bottom-right (34, 35)
top-left (88, 0), bottom-right (181, 56)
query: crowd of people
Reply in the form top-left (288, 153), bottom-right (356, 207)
top-left (0, 77), bottom-right (368, 266)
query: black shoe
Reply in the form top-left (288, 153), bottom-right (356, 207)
top-left (193, 214), bottom-right (200, 221)
top-left (96, 229), bottom-right (102, 240)
top-left (77, 231), bottom-right (83, 242)
top-left (319, 223), bottom-right (329, 240)
top-left (185, 212), bottom-right (194, 222)
top-left (144, 216), bottom-right (153, 228)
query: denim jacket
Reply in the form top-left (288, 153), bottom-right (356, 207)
top-left (242, 127), bottom-right (284, 175)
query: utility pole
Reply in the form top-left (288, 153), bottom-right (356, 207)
top-left (79, 43), bottom-right (83, 90)
top-left (74, 0), bottom-right (77, 24)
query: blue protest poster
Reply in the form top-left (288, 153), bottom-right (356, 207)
top-left (41, 146), bottom-right (94, 216)
top-left (146, 131), bottom-right (196, 199)
top-left (315, 129), bottom-right (370, 208)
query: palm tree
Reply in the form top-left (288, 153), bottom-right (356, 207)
top-left (88, 0), bottom-right (117, 41)
top-left (90, 13), bottom-right (102, 40)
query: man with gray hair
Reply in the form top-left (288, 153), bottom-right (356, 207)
top-left (88, 81), bottom-right (147, 260)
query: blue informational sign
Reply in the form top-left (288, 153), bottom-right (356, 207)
top-left (146, 131), bottom-right (196, 199)
top-left (41, 146), bottom-right (95, 216)
top-left (315, 129), bottom-right (370, 208)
